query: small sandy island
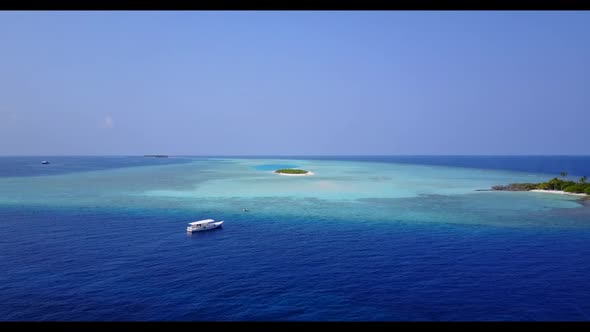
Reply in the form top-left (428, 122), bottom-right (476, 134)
top-left (274, 169), bottom-right (315, 176)
top-left (529, 189), bottom-right (588, 197)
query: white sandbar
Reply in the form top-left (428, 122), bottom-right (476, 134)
top-left (274, 171), bottom-right (315, 176)
top-left (529, 189), bottom-right (588, 197)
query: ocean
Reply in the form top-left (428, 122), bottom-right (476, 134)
top-left (1, 156), bottom-right (589, 321)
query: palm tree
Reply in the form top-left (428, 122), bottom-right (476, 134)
top-left (560, 171), bottom-right (568, 178)
top-left (581, 176), bottom-right (587, 184)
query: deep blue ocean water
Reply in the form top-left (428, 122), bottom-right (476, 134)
top-left (2, 155), bottom-right (589, 179)
top-left (215, 155), bottom-right (590, 178)
top-left (0, 156), bottom-right (192, 178)
top-left (253, 163), bottom-right (300, 171)
top-left (1, 156), bottom-right (590, 321)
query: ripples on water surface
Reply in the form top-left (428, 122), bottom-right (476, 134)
top-left (1, 156), bottom-right (589, 321)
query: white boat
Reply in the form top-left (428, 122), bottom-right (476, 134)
top-left (186, 219), bottom-right (224, 233)
top-left (41, 160), bottom-right (50, 164)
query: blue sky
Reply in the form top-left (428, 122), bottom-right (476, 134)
top-left (0, 11), bottom-right (588, 155)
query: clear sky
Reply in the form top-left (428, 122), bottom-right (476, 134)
top-left (0, 11), bottom-right (588, 155)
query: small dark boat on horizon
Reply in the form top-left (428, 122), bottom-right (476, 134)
top-left (41, 160), bottom-right (50, 164)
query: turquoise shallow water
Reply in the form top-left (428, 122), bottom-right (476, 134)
top-left (0, 157), bottom-right (585, 228)
top-left (1, 156), bottom-right (590, 320)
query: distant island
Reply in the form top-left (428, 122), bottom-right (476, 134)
top-left (274, 168), bottom-right (315, 176)
top-left (144, 155), bottom-right (168, 158)
top-left (490, 172), bottom-right (589, 197)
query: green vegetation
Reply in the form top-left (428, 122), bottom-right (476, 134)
top-left (274, 169), bottom-right (309, 174)
top-left (491, 183), bottom-right (539, 191)
top-left (564, 183), bottom-right (587, 193)
top-left (492, 172), bottom-right (590, 194)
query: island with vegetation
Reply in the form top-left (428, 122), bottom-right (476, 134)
top-left (490, 172), bottom-right (590, 196)
top-left (274, 168), bottom-right (314, 176)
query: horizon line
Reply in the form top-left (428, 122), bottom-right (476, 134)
top-left (1, 154), bottom-right (590, 157)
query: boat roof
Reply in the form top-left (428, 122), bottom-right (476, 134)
top-left (188, 219), bottom-right (215, 225)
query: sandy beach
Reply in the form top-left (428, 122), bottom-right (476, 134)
top-left (275, 171), bottom-right (315, 177)
top-left (529, 189), bottom-right (588, 197)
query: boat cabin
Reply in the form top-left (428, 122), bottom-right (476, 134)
top-left (186, 218), bottom-right (224, 233)
top-left (188, 219), bottom-right (214, 226)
